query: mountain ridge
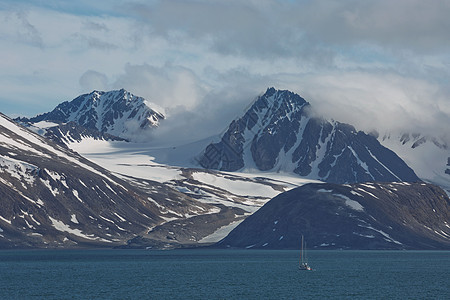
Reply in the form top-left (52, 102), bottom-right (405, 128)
top-left (16, 89), bottom-right (164, 142)
top-left (3, 86), bottom-right (448, 249)
top-left (217, 181), bottom-right (450, 250)
top-left (199, 88), bottom-right (420, 184)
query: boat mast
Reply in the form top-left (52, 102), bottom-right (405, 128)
top-left (299, 234), bottom-right (312, 270)
top-left (304, 239), bottom-right (307, 264)
top-left (299, 235), bottom-right (304, 266)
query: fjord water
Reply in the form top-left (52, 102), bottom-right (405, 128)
top-left (1, 250), bottom-right (448, 299)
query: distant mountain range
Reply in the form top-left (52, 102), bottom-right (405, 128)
top-left (4, 87), bottom-right (449, 250)
top-left (199, 88), bottom-right (419, 184)
top-left (17, 87), bottom-right (446, 192)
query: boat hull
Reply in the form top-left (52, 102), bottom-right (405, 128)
top-left (299, 263), bottom-right (312, 271)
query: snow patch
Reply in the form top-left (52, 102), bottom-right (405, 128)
top-left (0, 154), bottom-right (37, 186)
top-left (33, 121), bottom-right (59, 129)
top-left (199, 220), bottom-right (244, 243)
top-left (40, 178), bottom-right (59, 196)
top-left (72, 190), bottom-right (83, 202)
top-left (98, 215), bottom-right (115, 224)
top-left (49, 216), bottom-right (97, 241)
top-left (113, 213), bottom-right (127, 222)
top-left (348, 146), bottom-right (374, 180)
top-left (333, 194), bottom-right (364, 211)
top-left (0, 215), bottom-right (11, 224)
top-left (358, 224), bottom-right (402, 245)
top-left (360, 183), bottom-right (377, 190)
top-left (365, 146), bottom-right (401, 181)
top-left (350, 190), bottom-right (363, 197)
top-left (192, 172), bottom-right (278, 198)
top-left (353, 232), bottom-right (375, 238)
top-left (356, 188), bottom-right (379, 199)
top-left (71, 214), bottom-right (79, 224)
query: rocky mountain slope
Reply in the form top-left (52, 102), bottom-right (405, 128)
top-left (30, 121), bottom-right (128, 148)
top-left (200, 88), bottom-right (419, 184)
top-left (217, 181), bottom-right (450, 250)
top-left (0, 114), bottom-right (292, 248)
top-left (0, 113), bottom-right (158, 248)
top-left (16, 89), bottom-right (164, 142)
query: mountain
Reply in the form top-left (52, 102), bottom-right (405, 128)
top-left (0, 112), bottom-right (157, 248)
top-left (5, 86), bottom-right (446, 250)
top-left (379, 132), bottom-right (450, 194)
top-left (16, 89), bottom-right (164, 142)
top-left (1, 112), bottom-right (299, 249)
top-left (0, 113), bottom-right (254, 249)
top-left (217, 181), bottom-right (450, 250)
top-left (199, 88), bottom-right (419, 184)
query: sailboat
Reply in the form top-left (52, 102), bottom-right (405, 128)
top-left (299, 235), bottom-right (313, 271)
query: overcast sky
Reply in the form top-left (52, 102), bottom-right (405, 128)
top-left (1, 0), bottom-right (449, 141)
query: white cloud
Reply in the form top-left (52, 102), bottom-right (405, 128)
top-left (291, 71), bottom-right (450, 136)
top-left (0, 0), bottom-right (449, 141)
top-left (112, 63), bottom-right (208, 113)
top-left (124, 0), bottom-right (450, 57)
top-left (79, 70), bottom-right (108, 92)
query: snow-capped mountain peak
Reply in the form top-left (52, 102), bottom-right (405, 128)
top-left (200, 87), bottom-right (419, 184)
top-left (18, 89), bottom-right (164, 142)
top-left (243, 87), bottom-right (308, 131)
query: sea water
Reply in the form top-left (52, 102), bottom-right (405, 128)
top-left (0, 249), bottom-right (448, 299)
